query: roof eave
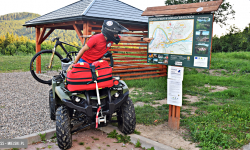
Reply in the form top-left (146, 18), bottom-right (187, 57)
top-left (23, 16), bottom-right (148, 27)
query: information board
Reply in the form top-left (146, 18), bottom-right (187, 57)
top-left (147, 14), bottom-right (213, 69)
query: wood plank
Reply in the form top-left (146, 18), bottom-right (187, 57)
top-left (110, 48), bottom-right (147, 51)
top-left (113, 64), bottom-right (161, 69)
top-left (38, 27), bottom-right (46, 45)
top-left (109, 49), bottom-right (147, 52)
top-left (119, 41), bottom-right (147, 44)
top-left (144, 0), bottom-right (222, 11)
top-left (37, 21), bottom-right (84, 28)
top-left (114, 61), bottom-right (148, 64)
top-left (112, 44), bottom-right (148, 47)
top-left (117, 70), bottom-right (167, 77)
top-left (35, 27), bottom-right (41, 73)
top-left (112, 53), bottom-right (147, 56)
top-left (123, 74), bottom-right (167, 80)
top-left (89, 24), bottom-right (102, 28)
top-left (73, 24), bottom-right (84, 44)
top-left (142, 6), bottom-right (220, 16)
top-left (112, 68), bottom-right (162, 73)
top-left (113, 57), bottom-right (147, 60)
top-left (124, 26), bottom-right (148, 31)
top-left (122, 32), bottom-right (148, 35)
top-left (40, 28), bottom-right (55, 44)
top-left (210, 13), bottom-right (214, 69)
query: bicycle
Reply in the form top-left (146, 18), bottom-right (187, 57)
top-left (30, 36), bottom-right (90, 85)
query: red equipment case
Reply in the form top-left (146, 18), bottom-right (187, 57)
top-left (66, 60), bottom-right (114, 91)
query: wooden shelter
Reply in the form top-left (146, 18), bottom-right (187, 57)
top-left (24, 0), bottom-right (167, 80)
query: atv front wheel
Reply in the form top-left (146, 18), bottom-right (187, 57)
top-left (49, 89), bottom-right (55, 120)
top-left (56, 106), bottom-right (72, 150)
top-left (117, 97), bottom-right (136, 134)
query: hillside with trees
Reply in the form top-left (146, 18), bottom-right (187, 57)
top-left (0, 12), bottom-right (82, 45)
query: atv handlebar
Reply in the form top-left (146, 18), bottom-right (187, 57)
top-left (103, 51), bottom-right (113, 67)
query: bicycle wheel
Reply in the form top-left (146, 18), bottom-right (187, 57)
top-left (30, 50), bottom-right (63, 85)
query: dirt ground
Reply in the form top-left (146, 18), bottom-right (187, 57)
top-left (133, 85), bottom-right (228, 150)
top-left (20, 129), bottom-right (143, 150)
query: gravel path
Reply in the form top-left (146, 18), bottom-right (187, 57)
top-left (0, 72), bottom-right (55, 139)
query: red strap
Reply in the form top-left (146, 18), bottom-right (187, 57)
top-left (95, 106), bottom-right (101, 128)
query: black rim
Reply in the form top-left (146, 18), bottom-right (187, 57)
top-left (30, 50), bottom-right (63, 85)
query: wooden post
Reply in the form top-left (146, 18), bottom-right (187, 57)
top-left (209, 13), bottom-right (215, 69)
top-left (82, 21), bottom-right (91, 45)
top-left (36, 27), bottom-right (41, 73)
top-left (168, 105), bottom-right (180, 130)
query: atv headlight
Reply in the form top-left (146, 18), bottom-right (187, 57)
top-left (114, 92), bottom-right (119, 98)
top-left (75, 97), bottom-right (81, 102)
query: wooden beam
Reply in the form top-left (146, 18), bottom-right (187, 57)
top-left (82, 21), bottom-right (91, 45)
top-left (142, 0), bottom-right (223, 16)
top-left (119, 41), bottom-right (147, 44)
top-left (113, 64), bottom-right (161, 70)
top-left (109, 49), bottom-right (147, 52)
top-left (37, 20), bottom-right (84, 28)
top-left (142, 6), bottom-right (219, 16)
top-left (39, 28), bottom-right (55, 44)
top-left (38, 27), bottom-right (46, 45)
top-left (35, 27), bottom-right (41, 73)
top-left (113, 61), bottom-right (148, 64)
top-left (112, 53), bottom-right (147, 56)
top-left (145, 0), bottom-right (222, 11)
top-left (117, 70), bottom-right (167, 77)
top-left (210, 13), bottom-right (214, 69)
top-left (168, 105), bottom-right (181, 130)
top-left (112, 44), bottom-right (148, 47)
top-left (122, 32), bottom-right (148, 35)
top-left (122, 74), bottom-right (167, 80)
top-left (73, 24), bottom-right (84, 44)
top-left (112, 67), bottom-right (161, 73)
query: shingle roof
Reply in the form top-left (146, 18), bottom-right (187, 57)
top-left (24, 0), bottom-right (148, 26)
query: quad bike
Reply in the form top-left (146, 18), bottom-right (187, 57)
top-left (31, 38), bottom-right (136, 150)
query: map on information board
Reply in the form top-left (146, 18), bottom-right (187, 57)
top-left (149, 20), bottom-right (194, 55)
top-left (147, 14), bottom-right (214, 69)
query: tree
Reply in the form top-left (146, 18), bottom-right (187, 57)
top-left (5, 44), bottom-right (16, 55)
top-left (165, 0), bottom-right (235, 27)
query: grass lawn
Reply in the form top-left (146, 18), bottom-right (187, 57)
top-left (1, 51), bottom-right (250, 149)
top-left (0, 55), bottom-right (33, 73)
top-left (125, 51), bottom-right (250, 150)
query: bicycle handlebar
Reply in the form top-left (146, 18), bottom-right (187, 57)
top-left (52, 37), bottom-right (60, 42)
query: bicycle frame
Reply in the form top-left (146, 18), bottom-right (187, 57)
top-left (48, 38), bottom-right (81, 69)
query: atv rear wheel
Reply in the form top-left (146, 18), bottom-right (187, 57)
top-left (117, 97), bottom-right (136, 134)
top-left (56, 106), bottom-right (72, 150)
top-left (49, 89), bottom-right (55, 120)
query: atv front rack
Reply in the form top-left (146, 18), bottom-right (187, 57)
top-left (61, 90), bottom-right (128, 118)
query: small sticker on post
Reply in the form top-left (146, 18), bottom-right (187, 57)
top-left (196, 7), bottom-right (203, 12)
top-left (175, 61), bottom-right (182, 66)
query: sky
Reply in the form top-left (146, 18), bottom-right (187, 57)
top-left (0, 0), bottom-right (250, 37)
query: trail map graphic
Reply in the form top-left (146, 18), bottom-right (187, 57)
top-left (149, 20), bottom-right (194, 55)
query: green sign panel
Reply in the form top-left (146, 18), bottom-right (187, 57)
top-left (147, 14), bottom-right (213, 69)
